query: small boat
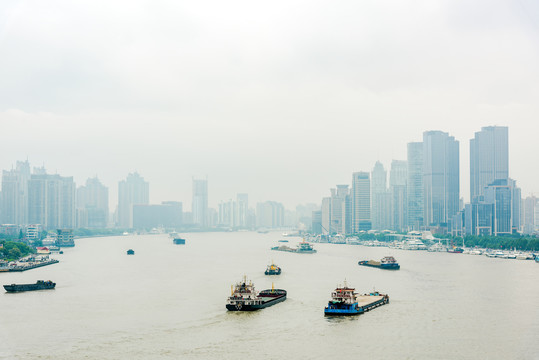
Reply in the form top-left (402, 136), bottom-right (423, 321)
top-left (447, 247), bottom-right (464, 254)
top-left (265, 263), bottom-right (281, 275)
top-left (358, 256), bottom-right (400, 270)
top-left (278, 240), bottom-right (289, 243)
top-left (127, 249), bottom-right (135, 255)
top-left (226, 277), bottom-right (286, 311)
top-left (4, 280), bottom-right (56, 293)
top-left (173, 238), bottom-right (186, 245)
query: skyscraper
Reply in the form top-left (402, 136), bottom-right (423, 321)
top-left (27, 171), bottom-right (75, 229)
top-left (423, 131), bottom-right (460, 227)
top-left (118, 172), bottom-right (149, 228)
top-left (390, 160), bottom-right (407, 232)
top-left (371, 162), bottom-right (390, 230)
top-left (77, 177), bottom-right (109, 228)
top-left (352, 172), bottom-right (371, 232)
top-left (470, 126), bottom-right (509, 201)
top-left (330, 185), bottom-right (349, 235)
top-left (0, 160), bottom-right (30, 225)
top-left (192, 178), bottom-right (208, 228)
top-left (407, 142), bottom-right (423, 230)
top-left (523, 196), bottom-right (538, 234)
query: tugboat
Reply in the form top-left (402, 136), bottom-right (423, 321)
top-left (4, 280), bottom-right (56, 293)
top-left (265, 262), bottom-right (281, 275)
top-left (226, 277), bottom-right (286, 311)
top-left (127, 249), bottom-right (135, 255)
top-left (358, 256), bottom-right (400, 270)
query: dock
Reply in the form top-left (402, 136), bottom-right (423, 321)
top-left (2, 259), bottom-right (59, 272)
top-left (356, 293), bottom-right (389, 312)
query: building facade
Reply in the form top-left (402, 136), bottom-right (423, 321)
top-left (118, 172), bottom-right (149, 228)
top-left (352, 172), bottom-right (371, 232)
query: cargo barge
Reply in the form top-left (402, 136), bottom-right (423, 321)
top-left (226, 277), bottom-right (286, 311)
top-left (6, 259), bottom-right (59, 272)
top-left (358, 256), bottom-right (400, 270)
top-left (271, 239), bottom-right (316, 254)
top-left (4, 280), bottom-right (56, 292)
top-left (324, 281), bottom-right (389, 316)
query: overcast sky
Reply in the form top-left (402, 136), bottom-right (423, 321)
top-left (1, 0), bottom-right (538, 211)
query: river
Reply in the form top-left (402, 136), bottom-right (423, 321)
top-left (1, 232), bottom-right (538, 359)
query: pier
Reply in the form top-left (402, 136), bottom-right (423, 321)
top-left (1, 259), bottom-right (59, 272)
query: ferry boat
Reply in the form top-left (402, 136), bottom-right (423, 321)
top-left (4, 280), bottom-right (56, 293)
top-left (226, 277), bottom-right (286, 311)
top-left (358, 256), bottom-right (400, 270)
top-left (265, 262), bottom-right (281, 275)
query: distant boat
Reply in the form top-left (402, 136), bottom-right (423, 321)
top-left (358, 256), bottom-right (400, 270)
top-left (4, 280), bottom-right (56, 293)
top-left (173, 238), bottom-right (186, 245)
top-left (265, 262), bottom-right (281, 275)
top-left (127, 249), bottom-right (135, 255)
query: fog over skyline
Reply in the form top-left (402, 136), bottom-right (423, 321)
top-left (1, 0), bottom-right (539, 210)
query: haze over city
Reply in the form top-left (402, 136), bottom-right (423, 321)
top-left (2, 0), bottom-right (539, 210)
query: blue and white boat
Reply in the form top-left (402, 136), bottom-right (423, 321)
top-left (324, 281), bottom-right (363, 316)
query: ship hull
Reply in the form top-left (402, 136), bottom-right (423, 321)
top-left (4, 282), bottom-right (56, 293)
top-left (226, 291), bottom-right (286, 311)
top-left (358, 261), bottom-right (400, 270)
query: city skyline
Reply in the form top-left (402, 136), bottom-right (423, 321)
top-left (2, 1), bottom-right (539, 210)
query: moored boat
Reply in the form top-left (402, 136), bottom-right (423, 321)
top-left (4, 280), bottom-right (56, 293)
top-left (226, 277), bottom-right (286, 311)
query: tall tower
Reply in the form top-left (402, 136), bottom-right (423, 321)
top-left (470, 126), bottom-right (508, 201)
top-left (118, 172), bottom-right (149, 228)
top-left (77, 177), bottom-right (109, 228)
top-left (390, 160), bottom-right (407, 232)
top-left (352, 172), bottom-right (371, 232)
top-left (423, 131), bottom-right (460, 227)
top-left (371, 162), bottom-right (390, 230)
top-left (0, 160), bottom-right (31, 225)
top-left (192, 178), bottom-right (208, 228)
top-left (407, 142), bottom-right (423, 230)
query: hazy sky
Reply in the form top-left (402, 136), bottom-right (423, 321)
top-left (1, 0), bottom-right (538, 211)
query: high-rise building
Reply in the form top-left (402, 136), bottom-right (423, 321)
top-left (423, 131), bottom-right (460, 227)
top-left (330, 185), bottom-right (349, 234)
top-left (132, 201), bottom-right (182, 229)
top-left (483, 179), bottom-right (513, 236)
top-left (77, 177), bottom-right (109, 228)
top-left (523, 196), bottom-right (538, 234)
top-left (0, 160), bottom-right (31, 225)
top-left (256, 201), bottom-right (284, 228)
top-left (390, 160), bottom-right (407, 232)
top-left (321, 197), bottom-right (331, 234)
top-left (27, 171), bottom-right (75, 230)
top-left (192, 178), bottom-right (208, 228)
top-left (470, 126), bottom-right (509, 201)
top-left (352, 172), bottom-right (371, 232)
top-left (118, 172), bottom-right (149, 228)
top-left (407, 142), bottom-right (423, 230)
top-left (311, 210), bottom-right (322, 235)
top-left (371, 162), bottom-right (390, 230)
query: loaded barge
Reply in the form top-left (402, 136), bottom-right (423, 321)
top-left (4, 280), bottom-right (56, 292)
top-left (358, 256), bottom-right (400, 270)
top-left (271, 239), bottom-right (316, 254)
top-left (324, 281), bottom-right (389, 316)
top-left (226, 277), bottom-right (286, 311)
